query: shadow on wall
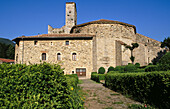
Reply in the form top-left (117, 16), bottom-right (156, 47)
top-left (152, 50), bottom-right (167, 65)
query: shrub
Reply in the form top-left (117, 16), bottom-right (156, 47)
top-left (98, 67), bottom-right (105, 74)
top-left (158, 52), bottom-right (170, 71)
top-left (105, 71), bottom-right (170, 109)
top-left (148, 63), bottom-right (153, 65)
top-left (91, 72), bottom-right (97, 75)
top-left (0, 63), bottom-right (84, 108)
top-left (124, 64), bottom-right (137, 72)
top-left (114, 66), bottom-right (125, 72)
top-left (145, 65), bottom-right (159, 72)
top-left (91, 74), bottom-right (105, 83)
top-left (107, 66), bottom-right (114, 73)
top-left (135, 63), bottom-right (140, 68)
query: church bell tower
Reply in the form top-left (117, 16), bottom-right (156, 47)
top-left (65, 2), bottom-right (77, 33)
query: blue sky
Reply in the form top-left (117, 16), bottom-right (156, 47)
top-left (0, 0), bottom-right (170, 42)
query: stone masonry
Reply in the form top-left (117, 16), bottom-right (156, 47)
top-left (13, 2), bottom-right (163, 78)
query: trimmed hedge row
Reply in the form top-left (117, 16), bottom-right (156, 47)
top-left (91, 74), bottom-right (105, 83)
top-left (0, 63), bottom-right (84, 108)
top-left (105, 71), bottom-right (170, 109)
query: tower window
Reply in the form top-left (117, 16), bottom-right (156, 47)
top-left (66, 41), bottom-right (69, 45)
top-left (72, 53), bottom-right (77, 61)
top-left (34, 41), bottom-right (38, 45)
top-left (69, 11), bottom-right (71, 13)
top-left (42, 53), bottom-right (46, 60)
top-left (57, 53), bottom-right (61, 61)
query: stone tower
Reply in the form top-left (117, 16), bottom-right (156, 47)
top-left (65, 2), bottom-right (77, 33)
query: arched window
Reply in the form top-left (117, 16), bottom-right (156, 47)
top-left (57, 53), bottom-right (61, 61)
top-left (72, 53), bottom-right (76, 61)
top-left (42, 53), bottom-right (46, 60)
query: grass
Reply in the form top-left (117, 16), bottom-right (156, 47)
top-left (78, 80), bottom-right (83, 84)
top-left (110, 93), bottom-right (120, 96)
top-left (105, 107), bottom-right (113, 109)
top-left (112, 101), bottom-right (124, 104)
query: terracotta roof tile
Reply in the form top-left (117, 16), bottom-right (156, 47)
top-left (71, 19), bottom-right (136, 33)
top-left (0, 58), bottom-right (14, 63)
top-left (12, 34), bottom-right (95, 41)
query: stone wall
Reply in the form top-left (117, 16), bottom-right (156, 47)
top-left (72, 23), bottom-right (135, 71)
top-left (15, 39), bottom-right (93, 78)
top-left (134, 33), bottom-right (162, 66)
top-left (115, 41), bottom-right (122, 66)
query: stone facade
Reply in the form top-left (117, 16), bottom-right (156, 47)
top-left (13, 2), bottom-right (163, 78)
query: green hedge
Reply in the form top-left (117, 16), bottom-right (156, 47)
top-left (0, 63), bottom-right (83, 108)
top-left (98, 67), bottom-right (105, 74)
top-left (105, 71), bottom-right (170, 109)
top-left (145, 65), bottom-right (159, 72)
top-left (91, 74), bottom-right (105, 83)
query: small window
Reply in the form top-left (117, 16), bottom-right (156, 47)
top-left (57, 53), bottom-right (61, 61)
top-left (66, 41), bottom-right (69, 45)
top-left (16, 54), bottom-right (18, 63)
top-left (51, 42), bottom-right (53, 46)
top-left (72, 53), bottom-right (76, 61)
top-left (42, 53), bottom-right (46, 60)
top-left (34, 41), bottom-right (38, 45)
top-left (69, 11), bottom-right (71, 13)
top-left (72, 71), bottom-right (74, 74)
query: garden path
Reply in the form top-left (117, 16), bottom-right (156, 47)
top-left (78, 79), bottom-right (141, 109)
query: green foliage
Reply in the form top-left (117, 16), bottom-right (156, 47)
top-left (130, 56), bottom-right (135, 63)
top-left (114, 66), bottom-right (125, 73)
top-left (124, 64), bottom-right (137, 72)
top-left (135, 63), bottom-right (140, 68)
top-left (158, 52), bottom-right (170, 71)
top-left (91, 72), bottom-right (97, 75)
top-left (125, 43), bottom-right (139, 64)
top-left (0, 38), bottom-right (15, 46)
top-left (161, 37), bottom-right (170, 49)
top-left (0, 42), bottom-right (15, 59)
top-left (145, 65), bottom-right (159, 72)
top-left (98, 67), bottom-right (105, 74)
top-left (148, 63), bottom-right (153, 65)
top-left (128, 104), bottom-right (155, 109)
top-left (107, 66), bottom-right (114, 73)
top-left (0, 63), bottom-right (84, 108)
top-left (91, 74), bottom-right (105, 83)
top-left (105, 71), bottom-right (170, 109)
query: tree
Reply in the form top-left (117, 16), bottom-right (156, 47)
top-left (161, 37), bottom-right (170, 50)
top-left (6, 44), bottom-right (15, 59)
top-left (125, 43), bottom-right (139, 64)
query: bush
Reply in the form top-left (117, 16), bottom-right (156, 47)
top-left (98, 67), bottom-right (105, 74)
top-left (105, 71), bottom-right (170, 109)
top-left (135, 63), bottom-right (140, 68)
top-left (114, 66), bottom-right (125, 72)
top-left (158, 52), bottom-right (170, 71)
top-left (145, 65), bottom-right (159, 72)
top-left (91, 72), bottom-right (97, 75)
top-left (0, 63), bottom-right (84, 108)
top-left (91, 74), bottom-right (105, 83)
top-left (107, 66), bottom-right (114, 73)
top-left (124, 64), bottom-right (137, 72)
top-left (148, 63), bottom-right (153, 65)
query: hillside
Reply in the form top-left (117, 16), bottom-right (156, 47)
top-left (0, 38), bottom-right (15, 46)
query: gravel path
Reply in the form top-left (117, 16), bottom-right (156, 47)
top-left (78, 79), bottom-right (141, 109)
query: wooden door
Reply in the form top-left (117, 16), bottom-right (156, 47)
top-left (76, 68), bottom-right (86, 76)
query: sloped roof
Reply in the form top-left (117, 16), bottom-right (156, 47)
top-left (71, 19), bottom-right (136, 33)
top-left (0, 58), bottom-right (14, 63)
top-left (136, 33), bottom-right (160, 43)
top-left (12, 34), bottom-right (95, 41)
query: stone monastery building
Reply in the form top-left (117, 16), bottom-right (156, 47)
top-left (13, 2), bottom-right (162, 78)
